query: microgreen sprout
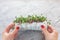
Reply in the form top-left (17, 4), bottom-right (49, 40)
top-left (13, 15), bottom-right (47, 23)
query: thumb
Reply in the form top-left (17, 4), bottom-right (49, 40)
top-left (41, 25), bottom-right (49, 36)
top-left (12, 26), bottom-right (20, 37)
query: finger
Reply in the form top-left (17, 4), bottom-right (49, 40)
top-left (47, 25), bottom-right (56, 33)
top-left (12, 26), bottom-right (19, 37)
top-left (41, 25), bottom-right (49, 35)
top-left (48, 25), bottom-right (58, 34)
top-left (4, 23), bottom-right (15, 33)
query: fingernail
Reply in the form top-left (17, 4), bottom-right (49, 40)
top-left (16, 26), bottom-right (19, 30)
top-left (41, 25), bottom-right (45, 29)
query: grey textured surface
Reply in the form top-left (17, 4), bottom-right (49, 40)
top-left (0, 0), bottom-right (60, 40)
top-left (15, 30), bottom-right (44, 40)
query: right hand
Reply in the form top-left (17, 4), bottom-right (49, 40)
top-left (41, 25), bottom-right (58, 40)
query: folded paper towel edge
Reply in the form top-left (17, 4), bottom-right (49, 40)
top-left (15, 22), bottom-right (47, 31)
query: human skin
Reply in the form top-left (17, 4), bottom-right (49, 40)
top-left (2, 23), bottom-right (58, 40)
top-left (2, 23), bottom-right (19, 40)
top-left (41, 25), bottom-right (58, 40)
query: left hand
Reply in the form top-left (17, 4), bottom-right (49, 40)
top-left (2, 23), bottom-right (19, 40)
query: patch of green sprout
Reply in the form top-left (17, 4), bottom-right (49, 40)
top-left (13, 15), bottom-right (47, 23)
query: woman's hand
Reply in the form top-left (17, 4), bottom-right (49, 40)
top-left (2, 23), bottom-right (19, 40)
top-left (41, 25), bottom-right (58, 40)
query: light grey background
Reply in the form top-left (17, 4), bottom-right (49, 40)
top-left (0, 0), bottom-right (60, 40)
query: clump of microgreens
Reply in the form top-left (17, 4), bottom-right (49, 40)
top-left (13, 15), bottom-right (48, 24)
top-left (13, 15), bottom-right (51, 30)
top-left (13, 15), bottom-right (51, 25)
